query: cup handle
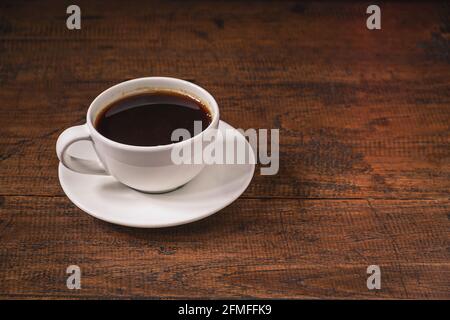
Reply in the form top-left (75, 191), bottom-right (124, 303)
top-left (56, 124), bottom-right (108, 175)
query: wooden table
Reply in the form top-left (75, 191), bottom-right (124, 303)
top-left (0, 1), bottom-right (449, 299)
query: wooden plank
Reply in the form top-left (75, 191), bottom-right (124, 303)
top-left (0, 0), bottom-right (449, 300)
top-left (0, 196), bottom-right (448, 299)
top-left (0, 1), bottom-right (449, 198)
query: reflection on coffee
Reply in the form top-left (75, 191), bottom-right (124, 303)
top-left (95, 90), bottom-right (212, 146)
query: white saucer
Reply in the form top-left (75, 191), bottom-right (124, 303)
top-left (58, 121), bottom-right (255, 228)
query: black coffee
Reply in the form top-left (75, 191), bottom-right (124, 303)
top-left (95, 91), bottom-right (212, 146)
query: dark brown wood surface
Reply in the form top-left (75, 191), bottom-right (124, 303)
top-left (0, 0), bottom-right (449, 299)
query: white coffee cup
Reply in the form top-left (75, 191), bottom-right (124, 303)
top-left (56, 77), bottom-right (220, 193)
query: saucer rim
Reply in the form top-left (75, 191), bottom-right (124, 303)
top-left (58, 120), bottom-right (255, 228)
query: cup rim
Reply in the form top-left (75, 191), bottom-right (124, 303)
top-left (86, 77), bottom-right (220, 152)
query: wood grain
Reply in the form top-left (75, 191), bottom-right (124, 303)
top-left (0, 196), bottom-right (449, 299)
top-left (0, 0), bottom-right (449, 299)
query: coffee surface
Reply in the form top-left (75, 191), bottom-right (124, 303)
top-left (95, 91), bottom-right (212, 146)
